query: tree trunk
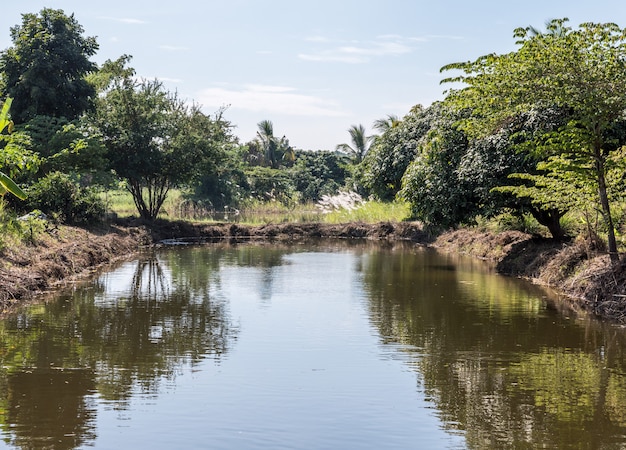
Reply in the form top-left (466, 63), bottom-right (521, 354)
top-left (595, 147), bottom-right (619, 265)
top-left (529, 206), bottom-right (566, 240)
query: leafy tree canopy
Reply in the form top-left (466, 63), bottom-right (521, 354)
top-left (359, 104), bottom-right (440, 201)
top-left (0, 8), bottom-right (98, 124)
top-left (93, 62), bottom-right (234, 220)
top-left (336, 124), bottom-right (373, 163)
top-left (441, 18), bottom-right (626, 260)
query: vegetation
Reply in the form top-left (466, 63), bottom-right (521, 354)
top-left (0, 98), bottom-right (27, 200)
top-left (0, 9), bottom-right (624, 266)
top-left (441, 18), bottom-right (626, 261)
top-left (0, 8), bottom-right (98, 124)
top-left (336, 124), bottom-right (373, 163)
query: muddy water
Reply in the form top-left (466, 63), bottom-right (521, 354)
top-left (1, 241), bottom-right (626, 449)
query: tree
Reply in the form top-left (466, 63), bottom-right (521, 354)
top-left (17, 115), bottom-right (109, 185)
top-left (254, 120), bottom-right (293, 169)
top-left (372, 114), bottom-right (400, 134)
top-left (336, 124), bottom-right (372, 163)
top-left (0, 8), bottom-right (98, 124)
top-left (399, 107), bottom-right (472, 229)
top-left (93, 66), bottom-right (231, 220)
top-left (458, 107), bottom-right (572, 240)
top-left (359, 104), bottom-right (436, 200)
top-left (442, 19), bottom-right (626, 263)
top-left (289, 150), bottom-right (349, 202)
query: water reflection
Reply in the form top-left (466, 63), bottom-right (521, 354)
top-left (359, 244), bottom-right (626, 448)
top-left (0, 242), bottom-right (625, 449)
top-left (0, 248), bottom-right (238, 449)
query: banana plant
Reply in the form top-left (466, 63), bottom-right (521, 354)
top-left (0, 98), bottom-right (27, 200)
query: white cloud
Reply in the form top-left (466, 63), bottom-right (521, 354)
top-left (299, 36), bottom-right (414, 64)
top-left (99, 16), bottom-right (146, 25)
top-left (196, 84), bottom-right (348, 117)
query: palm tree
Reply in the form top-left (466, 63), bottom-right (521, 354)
top-left (372, 114), bottom-right (400, 133)
top-left (528, 19), bottom-right (568, 37)
top-left (255, 120), bottom-right (294, 168)
top-left (336, 124), bottom-right (372, 163)
top-left (256, 119), bottom-right (279, 168)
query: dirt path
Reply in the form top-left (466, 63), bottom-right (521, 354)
top-left (1, 219), bottom-right (624, 322)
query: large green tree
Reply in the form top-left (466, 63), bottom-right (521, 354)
top-left (0, 8), bottom-right (98, 124)
top-left (359, 104), bottom-right (439, 200)
top-left (93, 65), bottom-right (231, 220)
top-left (442, 18), bottom-right (626, 262)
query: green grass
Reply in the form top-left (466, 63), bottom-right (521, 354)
top-left (101, 189), bottom-right (187, 219)
top-left (321, 200), bottom-right (411, 224)
top-left (102, 188), bottom-right (412, 224)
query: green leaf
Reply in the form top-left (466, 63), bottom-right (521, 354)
top-left (0, 171), bottom-right (27, 200)
top-left (0, 98), bottom-right (13, 133)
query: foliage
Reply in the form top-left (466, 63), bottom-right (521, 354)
top-left (399, 106), bottom-right (471, 229)
top-left (359, 104), bottom-right (440, 200)
top-left (457, 108), bottom-right (571, 239)
top-left (20, 115), bottom-right (109, 183)
top-left (372, 114), bottom-right (401, 134)
top-left (244, 166), bottom-right (296, 204)
top-left (0, 98), bottom-right (30, 200)
top-left (336, 124), bottom-right (373, 163)
top-left (92, 62), bottom-right (232, 220)
top-left (0, 8), bottom-right (98, 124)
top-left (193, 169), bottom-right (248, 211)
top-left (289, 150), bottom-right (350, 202)
top-left (25, 172), bottom-right (105, 225)
top-left (322, 199), bottom-right (411, 224)
top-left (316, 191), bottom-right (364, 214)
top-left (0, 198), bottom-right (24, 250)
top-left (442, 18), bottom-right (626, 260)
top-left (254, 120), bottom-right (294, 169)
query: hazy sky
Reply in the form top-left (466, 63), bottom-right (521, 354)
top-left (3, 1), bottom-right (626, 150)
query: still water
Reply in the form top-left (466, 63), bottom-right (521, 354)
top-left (1, 241), bottom-right (626, 449)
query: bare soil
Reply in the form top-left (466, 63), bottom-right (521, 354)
top-left (1, 218), bottom-right (624, 322)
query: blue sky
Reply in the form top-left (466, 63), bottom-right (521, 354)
top-left (3, 1), bottom-right (626, 150)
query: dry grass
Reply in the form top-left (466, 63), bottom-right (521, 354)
top-left (0, 224), bottom-right (150, 312)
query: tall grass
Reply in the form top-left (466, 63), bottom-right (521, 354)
top-left (322, 200), bottom-right (411, 223)
top-left (101, 189), bottom-right (187, 219)
top-left (102, 188), bottom-right (412, 224)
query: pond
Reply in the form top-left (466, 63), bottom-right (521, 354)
top-left (1, 240), bottom-right (626, 449)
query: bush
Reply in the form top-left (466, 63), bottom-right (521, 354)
top-left (289, 150), bottom-right (349, 202)
top-left (244, 167), bottom-right (296, 205)
top-left (25, 172), bottom-right (105, 225)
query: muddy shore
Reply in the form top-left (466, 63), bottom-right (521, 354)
top-left (1, 219), bottom-right (624, 322)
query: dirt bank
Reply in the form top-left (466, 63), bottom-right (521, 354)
top-left (1, 219), bottom-right (624, 322)
top-left (0, 224), bottom-right (151, 312)
top-left (433, 229), bottom-right (626, 322)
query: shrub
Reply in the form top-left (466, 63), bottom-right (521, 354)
top-left (25, 172), bottom-right (105, 225)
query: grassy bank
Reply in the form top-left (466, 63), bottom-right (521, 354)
top-left (0, 204), bottom-right (624, 323)
top-left (101, 188), bottom-right (412, 224)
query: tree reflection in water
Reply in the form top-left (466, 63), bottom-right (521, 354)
top-left (359, 244), bottom-right (626, 449)
top-left (0, 248), bottom-right (237, 449)
top-left (1, 242), bottom-right (626, 449)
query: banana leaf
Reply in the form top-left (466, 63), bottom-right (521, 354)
top-left (0, 171), bottom-right (27, 200)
